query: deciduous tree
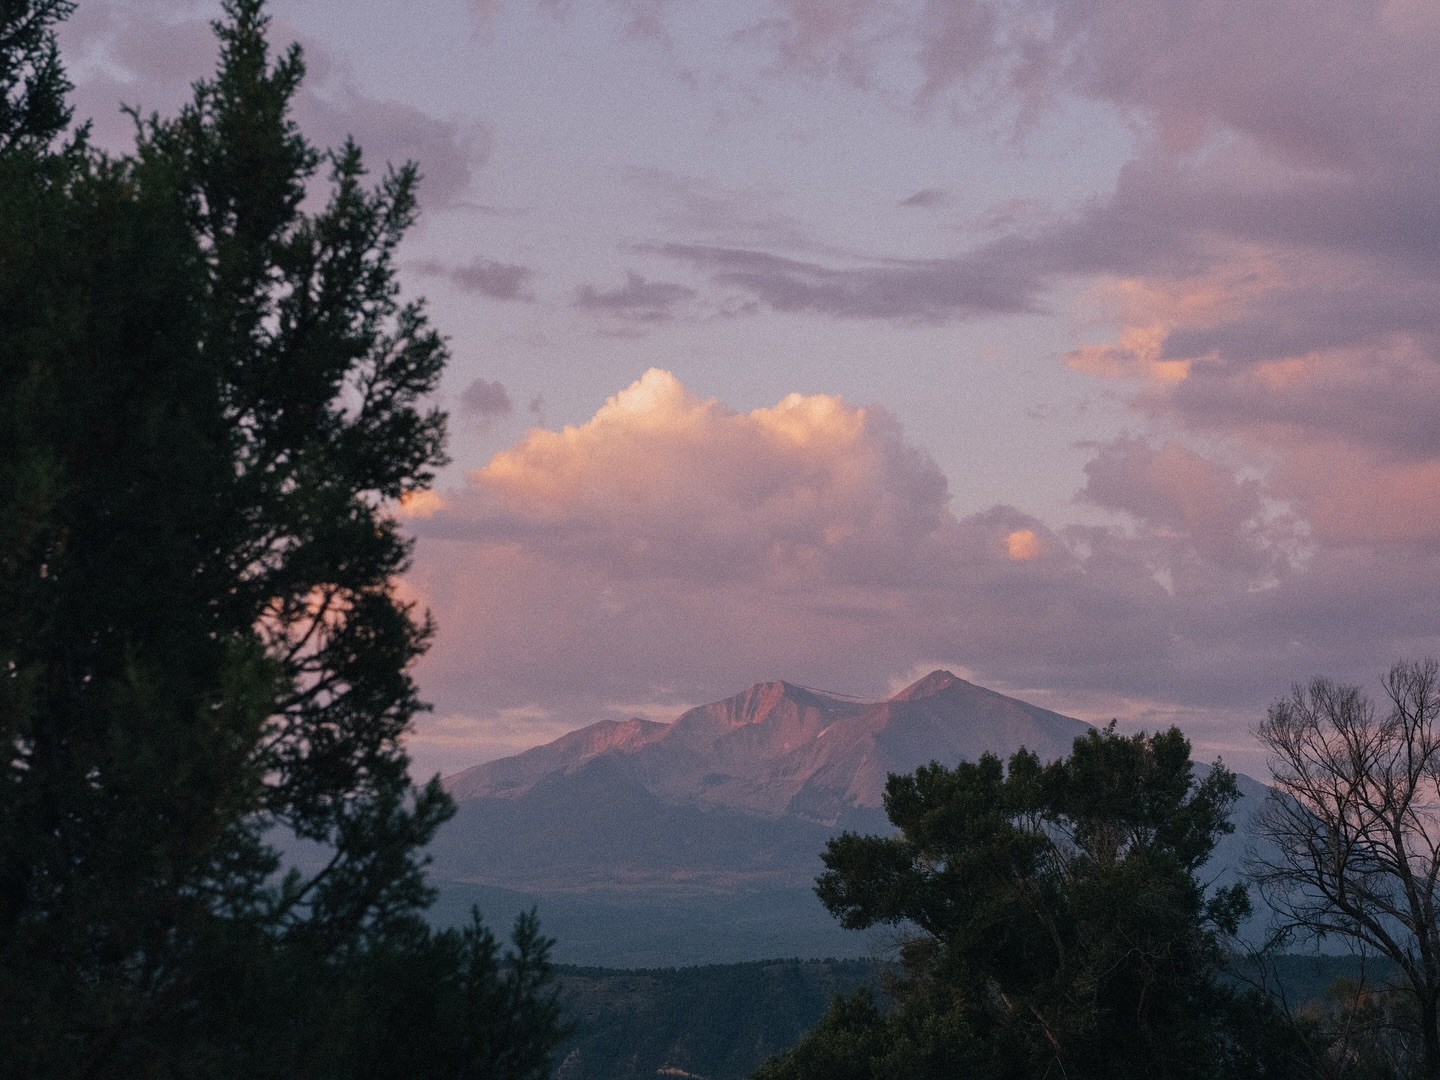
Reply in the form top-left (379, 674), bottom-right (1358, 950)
top-left (1253, 660), bottom-right (1440, 1080)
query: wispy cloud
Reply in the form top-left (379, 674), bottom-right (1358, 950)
top-left (899, 187), bottom-right (946, 209)
top-left (418, 257), bottom-right (536, 301)
top-left (574, 271), bottom-right (696, 321)
top-left (657, 243), bottom-right (1043, 320)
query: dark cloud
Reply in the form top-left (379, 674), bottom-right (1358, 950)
top-left (574, 271), bottom-right (696, 321)
top-left (459, 378), bottom-right (513, 420)
top-left (640, 0), bottom-right (1440, 366)
top-left (417, 257), bottom-right (535, 302)
top-left (1038, 1), bottom-right (1440, 173)
top-left (470, 0), bottom-right (504, 24)
top-left (456, 259), bottom-right (534, 301)
top-left (1161, 354), bottom-right (1440, 463)
top-left (657, 243), bottom-right (1043, 321)
top-left (912, 0), bottom-right (999, 106)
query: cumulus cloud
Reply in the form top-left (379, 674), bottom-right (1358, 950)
top-left (404, 371), bottom-right (1440, 775)
top-left (407, 371), bottom-right (986, 736)
top-left (439, 368), bottom-right (948, 576)
top-left (636, 0), bottom-right (1440, 630)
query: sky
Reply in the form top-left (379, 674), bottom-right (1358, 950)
top-left (59, 0), bottom-right (1440, 779)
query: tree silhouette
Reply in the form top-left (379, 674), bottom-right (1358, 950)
top-left (1253, 660), bottom-right (1440, 1080)
top-left (756, 726), bottom-right (1289, 1079)
top-left (0, 3), bottom-right (564, 1075)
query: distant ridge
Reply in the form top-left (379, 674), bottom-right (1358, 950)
top-left (425, 671), bottom-right (1267, 966)
top-left (445, 716), bottom-right (668, 802)
top-left (441, 670), bottom-right (1092, 821)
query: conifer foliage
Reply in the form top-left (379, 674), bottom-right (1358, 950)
top-left (756, 726), bottom-right (1289, 1080)
top-left (0, 2), bottom-right (564, 1076)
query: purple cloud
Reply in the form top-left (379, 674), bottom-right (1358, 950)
top-left (574, 271), bottom-right (696, 321)
top-left (899, 188), bottom-right (947, 209)
top-left (459, 378), bottom-right (514, 420)
top-left (407, 371), bottom-right (1440, 778)
top-left (58, 3), bottom-right (486, 208)
top-left (292, 93), bottom-right (487, 210)
top-left (626, 168), bottom-right (814, 247)
top-left (417, 257), bottom-right (535, 302)
top-left (657, 243), bottom-right (1043, 321)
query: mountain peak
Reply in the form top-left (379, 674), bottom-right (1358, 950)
top-left (891, 669), bottom-right (967, 701)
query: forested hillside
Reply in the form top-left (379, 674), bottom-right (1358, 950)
top-left (553, 960), bottom-right (884, 1080)
top-left (549, 955), bottom-right (1401, 1080)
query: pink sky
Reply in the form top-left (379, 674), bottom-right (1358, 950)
top-left (63, 0), bottom-right (1440, 779)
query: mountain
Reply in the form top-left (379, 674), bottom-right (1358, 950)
top-left (445, 717), bottom-right (670, 802)
top-left (425, 671), bottom-right (1265, 966)
top-left (443, 670), bottom-right (1091, 822)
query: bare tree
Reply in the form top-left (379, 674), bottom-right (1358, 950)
top-left (1253, 660), bottom-right (1440, 1079)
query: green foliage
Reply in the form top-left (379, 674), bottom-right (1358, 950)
top-left (544, 952), bottom-right (1410, 1080)
top-left (0, 1), bottom-right (564, 1075)
top-left (554, 958), bottom-right (883, 1080)
top-left (0, 0), bottom-right (73, 152)
top-left (762, 725), bottom-right (1277, 1079)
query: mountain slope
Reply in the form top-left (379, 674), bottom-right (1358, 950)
top-left (442, 670), bottom-right (1092, 824)
top-left (431, 671), bottom-right (1092, 894)
top-left (444, 716), bottom-right (669, 801)
top-left (425, 671), bottom-right (1265, 965)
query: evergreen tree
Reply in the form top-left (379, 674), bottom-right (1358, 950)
top-left (0, 0), bottom-right (73, 152)
top-left (0, 2), bottom-right (564, 1075)
top-left (756, 726), bottom-right (1295, 1080)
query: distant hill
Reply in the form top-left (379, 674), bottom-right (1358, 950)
top-left (552, 958), bottom-right (885, 1080)
top-left (426, 671), bottom-right (1269, 965)
top-left (548, 953), bottom-right (1397, 1080)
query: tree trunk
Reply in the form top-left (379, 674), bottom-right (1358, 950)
top-left (1422, 995), bottom-right (1440, 1080)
